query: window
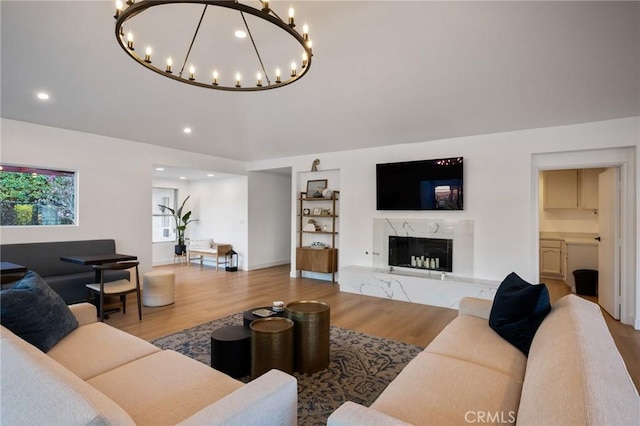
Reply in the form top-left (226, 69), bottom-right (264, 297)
top-left (0, 165), bottom-right (76, 226)
top-left (152, 187), bottom-right (177, 243)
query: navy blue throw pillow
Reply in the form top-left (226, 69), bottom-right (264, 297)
top-left (1, 271), bottom-right (78, 352)
top-left (489, 272), bottom-right (551, 356)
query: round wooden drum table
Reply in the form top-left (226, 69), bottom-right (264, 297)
top-left (286, 300), bottom-right (331, 373)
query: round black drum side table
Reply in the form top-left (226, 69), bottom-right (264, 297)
top-left (243, 306), bottom-right (286, 327)
top-left (210, 325), bottom-right (251, 378)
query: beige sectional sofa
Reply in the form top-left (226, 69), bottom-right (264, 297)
top-left (329, 294), bottom-right (640, 425)
top-left (1, 303), bottom-right (297, 425)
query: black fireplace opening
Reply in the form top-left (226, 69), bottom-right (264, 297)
top-left (389, 236), bottom-right (453, 272)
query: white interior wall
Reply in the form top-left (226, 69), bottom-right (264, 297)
top-left (3, 116), bottom-right (638, 327)
top-left (1, 118), bottom-right (248, 275)
top-left (251, 117), bottom-right (639, 327)
top-left (247, 170), bottom-right (292, 270)
top-left (188, 176), bottom-right (249, 270)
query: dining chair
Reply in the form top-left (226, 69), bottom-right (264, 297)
top-left (86, 261), bottom-right (142, 322)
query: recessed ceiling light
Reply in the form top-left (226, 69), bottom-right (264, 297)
top-left (155, 167), bottom-right (165, 171)
top-left (234, 30), bottom-right (247, 38)
top-left (37, 92), bottom-right (49, 100)
top-left (207, 173), bottom-right (215, 177)
top-left (179, 176), bottom-right (187, 180)
top-left (183, 127), bottom-right (192, 134)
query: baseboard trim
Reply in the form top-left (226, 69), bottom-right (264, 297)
top-left (247, 259), bottom-right (290, 271)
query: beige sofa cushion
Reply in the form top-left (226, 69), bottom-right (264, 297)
top-left (425, 314), bottom-right (527, 378)
top-left (371, 351), bottom-right (523, 425)
top-left (189, 239), bottom-right (214, 250)
top-left (517, 295), bottom-right (640, 425)
top-left (68, 302), bottom-right (99, 326)
top-left (47, 322), bottom-right (161, 380)
top-left (88, 350), bottom-right (244, 426)
top-left (1, 326), bottom-right (135, 426)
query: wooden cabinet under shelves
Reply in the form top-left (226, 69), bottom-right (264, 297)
top-left (296, 247), bottom-right (338, 274)
top-left (297, 191), bottom-right (339, 281)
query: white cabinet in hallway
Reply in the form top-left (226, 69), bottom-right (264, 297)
top-left (544, 169), bottom-right (579, 209)
top-left (542, 168), bottom-right (605, 210)
top-left (539, 239), bottom-right (566, 280)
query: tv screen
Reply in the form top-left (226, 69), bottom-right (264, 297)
top-left (376, 157), bottom-right (463, 210)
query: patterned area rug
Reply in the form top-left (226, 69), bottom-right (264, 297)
top-left (151, 313), bottom-right (423, 425)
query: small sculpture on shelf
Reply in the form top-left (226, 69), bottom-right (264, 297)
top-left (303, 219), bottom-right (320, 232)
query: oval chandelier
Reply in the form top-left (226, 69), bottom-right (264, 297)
top-left (114, 0), bottom-right (313, 92)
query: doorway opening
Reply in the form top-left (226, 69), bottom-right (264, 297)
top-left (537, 167), bottom-right (618, 317)
top-left (532, 146), bottom-right (636, 328)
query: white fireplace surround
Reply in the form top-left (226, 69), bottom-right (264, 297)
top-left (339, 218), bottom-right (499, 309)
top-left (373, 218), bottom-right (474, 276)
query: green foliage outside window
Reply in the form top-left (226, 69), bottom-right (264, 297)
top-left (0, 166), bottom-right (76, 226)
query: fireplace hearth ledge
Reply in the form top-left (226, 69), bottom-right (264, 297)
top-left (339, 265), bottom-right (499, 310)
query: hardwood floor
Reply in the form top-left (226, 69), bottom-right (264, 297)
top-left (106, 265), bottom-right (640, 392)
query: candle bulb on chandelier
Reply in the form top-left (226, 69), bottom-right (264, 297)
top-left (275, 68), bottom-right (281, 83)
top-left (290, 62), bottom-right (297, 77)
top-left (262, 0), bottom-right (269, 12)
top-left (189, 65), bottom-right (195, 81)
top-left (114, 0), bottom-right (124, 18)
top-left (288, 7), bottom-right (295, 26)
top-left (303, 23), bottom-right (309, 40)
top-left (212, 70), bottom-right (218, 86)
top-left (126, 31), bottom-right (134, 50)
top-left (256, 72), bottom-right (262, 87)
top-left (144, 46), bottom-right (152, 63)
top-left (302, 52), bottom-right (308, 68)
top-left (235, 73), bottom-right (241, 88)
top-left (165, 57), bottom-right (172, 73)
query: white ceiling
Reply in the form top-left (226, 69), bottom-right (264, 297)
top-left (2, 1), bottom-right (639, 163)
top-left (152, 165), bottom-right (236, 181)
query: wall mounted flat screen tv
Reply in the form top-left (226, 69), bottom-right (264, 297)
top-left (376, 157), bottom-right (463, 210)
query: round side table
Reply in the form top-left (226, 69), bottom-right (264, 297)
top-left (286, 300), bottom-right (331, 373)
top-left (210, 325), bottom-right (250, 379)
top-left (250, 317), bottom-right (294, 379)
top-left (243, 306), bottom-right (286, 327)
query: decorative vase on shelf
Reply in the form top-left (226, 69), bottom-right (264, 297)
top-left (313, 188), bottom-right (323, 198)
top-left (322, 188), bottom-right (333, 198)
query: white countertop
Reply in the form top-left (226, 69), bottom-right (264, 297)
top-left (540, 232), bottom-right (599, 246)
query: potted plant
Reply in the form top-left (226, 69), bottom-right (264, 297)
top-left (158, 195), bottom-right (199, 255)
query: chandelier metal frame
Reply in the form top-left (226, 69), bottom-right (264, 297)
top-left (114, 0), bottom-right (313, 92)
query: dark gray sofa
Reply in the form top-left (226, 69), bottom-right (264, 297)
top-left (1, 239), bottom-right (129, 304)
